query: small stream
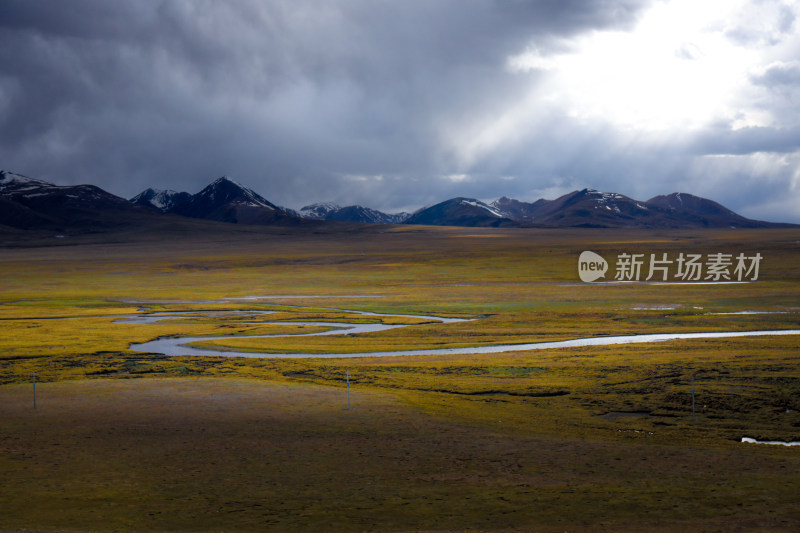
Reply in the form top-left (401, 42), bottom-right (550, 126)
top-left (741, 437), bottom-right (800, 446)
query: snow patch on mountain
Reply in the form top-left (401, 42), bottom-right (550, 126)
top-left (460, 199), bottom-right (505, 218)
top-left (0, 170), bottom-right (55, 191)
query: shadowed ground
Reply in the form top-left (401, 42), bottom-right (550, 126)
top-left (1, 378), bottom-right (798, 532)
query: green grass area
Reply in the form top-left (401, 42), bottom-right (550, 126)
top-left (1, 225), bottom-right (799, 531)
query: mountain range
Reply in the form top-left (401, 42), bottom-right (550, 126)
top-left (1, 169), bottom-right (793, 233)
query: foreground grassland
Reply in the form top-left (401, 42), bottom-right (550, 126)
top-left (1, 224), bottom-right (799, 531)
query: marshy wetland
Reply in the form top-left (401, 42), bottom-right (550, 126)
top-left (1, 225), bottom-right (800, 531)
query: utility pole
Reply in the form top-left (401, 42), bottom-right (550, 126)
top-left (346, 370), bottom-right (350, 410)
top-left (32, 371), bottom-right (36, 410)
top-left (691, 373), bottom-right (696, 418)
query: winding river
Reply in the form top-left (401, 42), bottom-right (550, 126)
top-left (124, 306), bottom-right (800, 359)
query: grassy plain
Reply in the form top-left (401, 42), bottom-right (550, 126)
top-left (1, 223), bottom-right (800, 531)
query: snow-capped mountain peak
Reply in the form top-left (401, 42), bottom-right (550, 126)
top-left (209, 175), bottom-right (245, 189)
top-left (300, 202), bottom-right (342, 220)
top-left (298, 202), bottom-right (409, 223)
top-left (0, 169), bottom-right (144, 231)
top-left (130, 188), bottom-right (192, 212)
top-left (404, 197), bottom-right (516, 227)
top-left (163, 175), bottom-right (303, 225)
top-left (192, 176), bottom-right (277, 210)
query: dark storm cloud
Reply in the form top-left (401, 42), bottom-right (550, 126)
top-left (2, 0), bottom-right (799, 222)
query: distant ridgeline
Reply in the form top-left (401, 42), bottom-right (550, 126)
top-left (1, 169), bottom-right (794, 232)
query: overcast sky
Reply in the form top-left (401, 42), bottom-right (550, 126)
top-left (2, 0), bottom-right (800, 221)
